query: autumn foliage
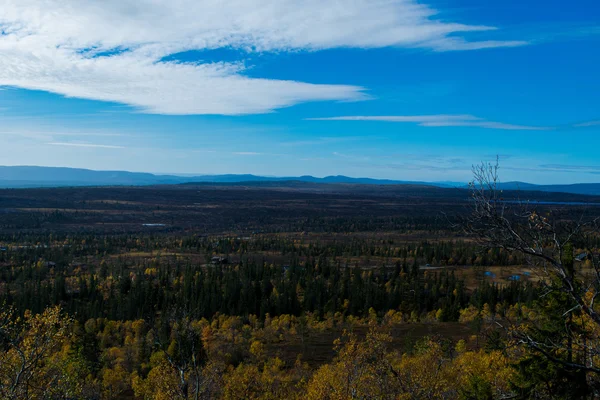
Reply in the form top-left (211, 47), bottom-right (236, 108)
top-left (0, 302), bottom-right (583, 400)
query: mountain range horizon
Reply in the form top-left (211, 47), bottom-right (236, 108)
top-left (2, 165), bottom-right (600, 196)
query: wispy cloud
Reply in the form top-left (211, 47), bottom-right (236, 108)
top-left (346, 160), bottom-right (472, 174)
top-left (281, 136), bottom-right (370, 147)
top-left (573, 121), bottom-right (600, 128)
top-left (332, 152), bottom-right (371, 161)
top-left (538, 164), bottom-right (600, 172)
top-left (333, 155), bottom-right (600, 178)
top-left (47, 142), bottom-right (125, 149)
top-left (308, 115), bottom-right (551, 131)
top-left (218, 151), bottom-right (289, 157)
top-left (310, 115), bottom-right (475, 123)
top-left (0, 0), bottom-right (525, 115)
top-left (0, 130), bottom-right (129, 138)
top-left (426, 38), bottom-right (528, 52)
top-left (188, 149), bottom-right (218, 154)
top-left (502, 164), bottom-right (600, 176)
top-left (231, 152), bottom-right (263, 156)
top-left (171, 149), bottom-right (288, 157)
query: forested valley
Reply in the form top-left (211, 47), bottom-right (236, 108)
top-left (1, 177), bottom-right (600, 399)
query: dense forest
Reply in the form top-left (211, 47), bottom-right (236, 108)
top-left (0, 233), bottom-right (538, 322)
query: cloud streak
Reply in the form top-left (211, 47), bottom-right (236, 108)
top-left (280, 136), bottom-right (371, 147)
top-left (501, 164), bottom-right (600, 176)
top-left (0, 0), bottom-right (525, 115)
top-left (538, 164), bottom-right (600, 172)
top-left (47, 142), bottom-right (125, 149)
top-left (574, 121), bottom-right (600, 128)
top-left (308, 115), bottom-right (551, 131)
top-left (231, 152), bottom-right (263, 156)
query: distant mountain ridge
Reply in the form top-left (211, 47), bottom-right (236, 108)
top-left (0, 166), bottom-right (462, 188)
top-left (0, 166), bottom-right (599, 195)
top-left (493, 182), bottom-right (600, 196)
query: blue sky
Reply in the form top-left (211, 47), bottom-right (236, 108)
top-left (0, 0), bottom-right (598, 184)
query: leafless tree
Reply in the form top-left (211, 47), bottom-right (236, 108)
top-left (156, 314), bottom-right (220, 400)
top-left (0, 306), bottom-right (71, 400)
top-left (463, 159), bottom-right (600, 377)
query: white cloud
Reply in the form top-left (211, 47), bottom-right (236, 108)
top-left (308, 115), bottom-right (552, 131)
top-left (0, 0), bottom-right (525, 115)
top-left (574, 121), bottom-right (600, 127)
top-left (426, 38), bottom-right (528, 52)
top-left (47, 142), bottom-right (125, 149)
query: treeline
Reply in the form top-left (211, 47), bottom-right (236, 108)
top-left (1, 251), bottom-right (537, 324)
